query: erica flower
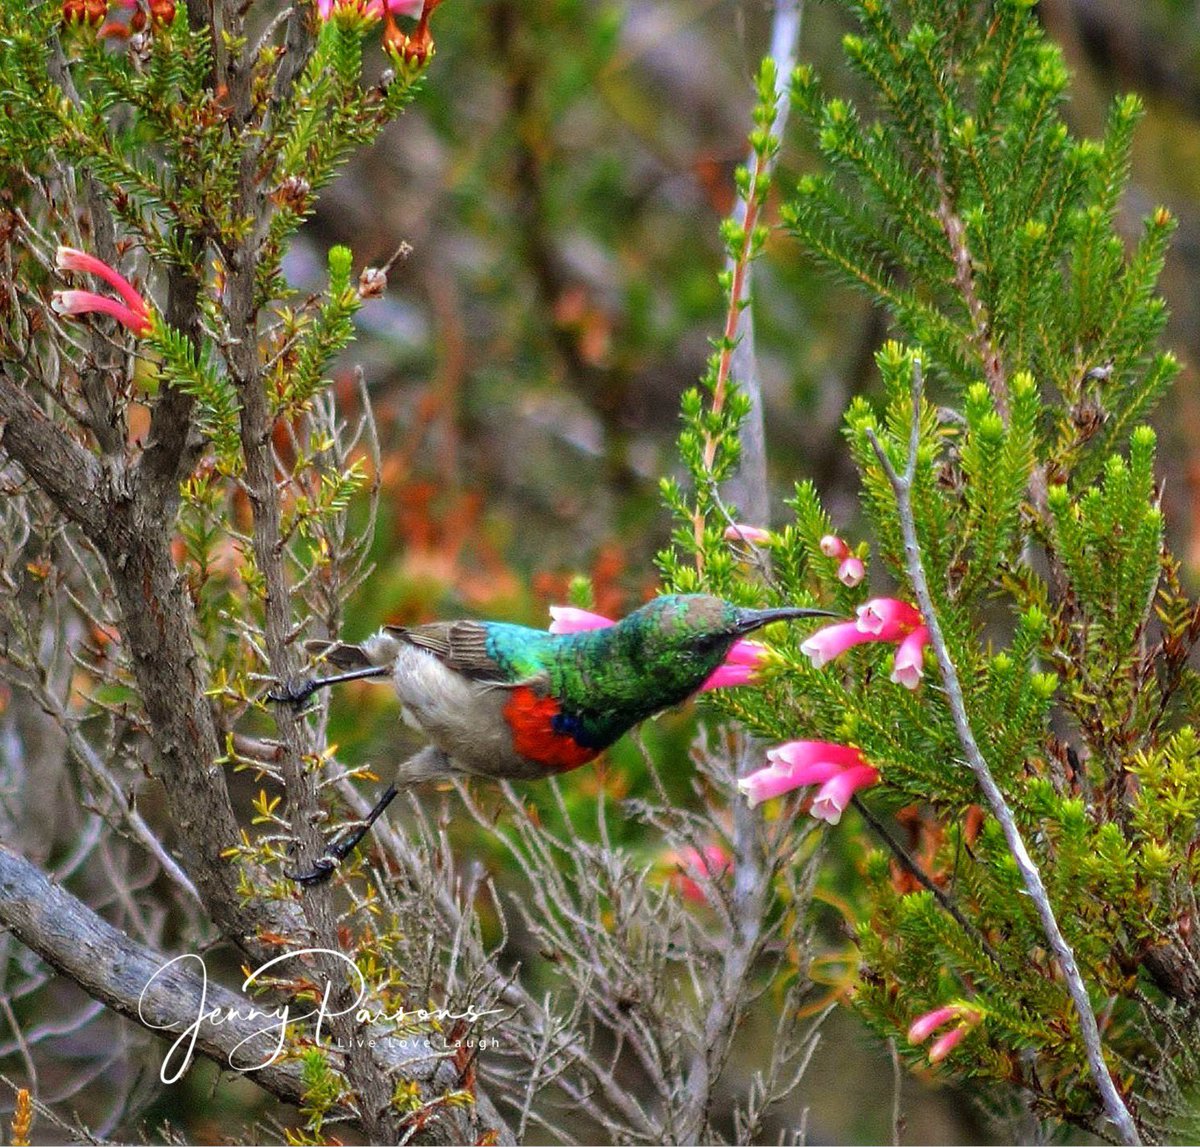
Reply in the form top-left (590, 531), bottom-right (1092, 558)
top-left (724, 523), bottom-right (773, 546)
top-left (550, 606), bottom-right (768, 693)
top-left (738, 740), bottom-right (877, 815)
top-left (801, 597), bottom-right (929, 690)
top-left (855, 597), bottom-right (922, 640)
top-left (809, 764), bottom-right (880, 824)
top-left (52, 246), bottom-right (152, 336)
top-left (800, 621), bottom-right (877, 667)
top-left (890, 624), bottom-right (930, 690)
top-left (548, 605), bottom-right (613, 634)
top-left (837, 556), bottom-right (865, 586)
top-left (908, 1003), bottom-right (982, 1064)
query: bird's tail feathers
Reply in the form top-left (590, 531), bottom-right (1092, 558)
top-left (304, 631), bottom-right (404, 670)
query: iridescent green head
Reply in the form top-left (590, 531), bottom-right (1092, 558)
top-left (610, 593), bottom-right (837, 703)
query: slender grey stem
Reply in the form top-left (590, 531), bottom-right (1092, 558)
top-left (865, 358), bottom-right (1141, 1147)
top-left (721, 0), bottom-right (804, 526)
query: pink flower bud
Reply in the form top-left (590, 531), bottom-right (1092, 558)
top-left (927, 1025), bottom-right (968, 1063)
top-left (907, 1003), bottom-right (982, 1063)
top-left (890, 625), bottom-right (930, 690)
top-left (809, 764), bottom-right (879, 824)
top-left (819, 534), bottom-right (850, 560)
top-left (907, 1005), bottom-right (960, 1044)
top-left (723, 523), bottom-right (773, 545)
top-left (855, 597), bottom-right (922, 640)
top-left (837, 556), bottom-right (865, 586)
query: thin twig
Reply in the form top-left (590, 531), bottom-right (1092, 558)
top-left (851, 794), bottom-right (1000, 966)
top-left (865, 357), bottom-right (1141, 1146)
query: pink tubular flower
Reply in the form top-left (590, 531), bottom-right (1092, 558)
top-left (819, 534), bottom-right (849, 560)
top-left (908, 1003), bottom-right (982, 1064)
top-left (51, 290), bottom-right (151, 336)
top-left (810, 764), bottom-right (880, 824)
top-left (855, 597), bottom-right (922, 640)
top-left (837, 556), bottom-right (865, 587)
top-left (928, 1026), bottom-right (968, 1063)
top-left (800, 621), bottom-right (877, 668)
top-left (53, 246), bottom-right (151, 336)
top-left (738, 740), bottom-right (869, 808)
top-left (907, 1005), bottom-right (961, 1044)
top-left (699, 639), bottom-right (767, 692)
top-left (548, 605), bottom-right (614, 634)
top-left (890, 624), bottom-right (930, 690)
top-left (724, 523), bottom-right (773, 546)
top-left (804, 596), bottom-right (930, 690)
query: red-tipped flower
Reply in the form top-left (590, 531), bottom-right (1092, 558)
top-left (53, 246), bottom-right (151, 336)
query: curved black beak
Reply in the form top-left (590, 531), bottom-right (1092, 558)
top-left (733, 605), bottom-right (841, 635)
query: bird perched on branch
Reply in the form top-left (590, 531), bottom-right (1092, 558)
top-left (273, 593), bottom-right (836, 882)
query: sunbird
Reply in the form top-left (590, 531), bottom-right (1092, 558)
top-left (275, 593), bottom-right (835, 882)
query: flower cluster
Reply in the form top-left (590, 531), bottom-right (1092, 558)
top-left (51, 246), bottom-right (152, 337)
top-left (908, 1003), bottom-right (983, 1063)
top-left (801, 596), bottom-right (930, 690)
top-left (819, 533), bottom-right (865, 587)
top-left (63, 0), bottom-right (174, 33)
top-left (548, 605), bottom-right (768, 693)
top-left (738, 740), bottom-right (878, 824)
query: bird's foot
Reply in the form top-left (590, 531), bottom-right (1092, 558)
top-left (286, 783), bottom-right (400, 886)
top-left (286, 849), bottom-right (344, 886)
top-left (266, 677), bottom-right (319, 709)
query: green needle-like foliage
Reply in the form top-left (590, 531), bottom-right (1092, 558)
top-left (665, 1), bottom-right (1200, 1140)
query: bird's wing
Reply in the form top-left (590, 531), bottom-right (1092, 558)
top-left (384, 621), bottom-right (548, 689)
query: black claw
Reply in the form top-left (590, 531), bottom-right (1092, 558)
top-left (287, 854), bottom-right (342, 885)
top-left (267, 678), bottom-right (318, 708)
top-left (287, 783), bottom-right (401, 886)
